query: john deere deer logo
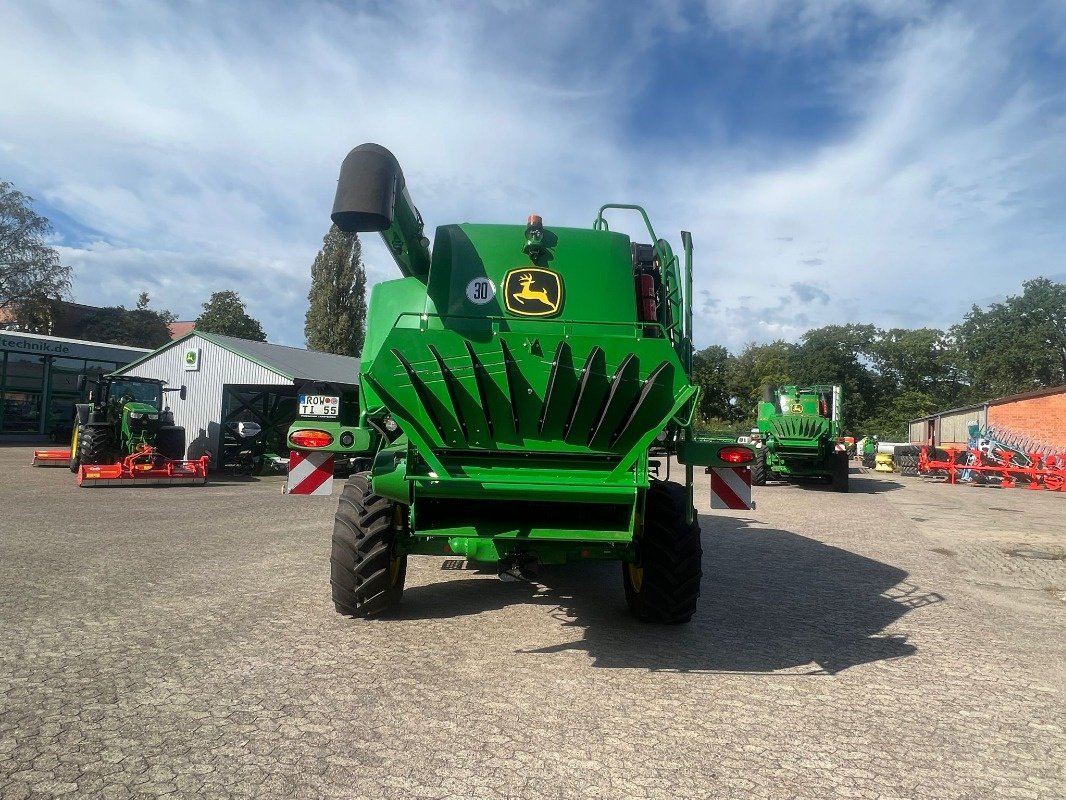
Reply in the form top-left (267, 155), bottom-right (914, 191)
top-left (504, 268), bottom-right (563, 317)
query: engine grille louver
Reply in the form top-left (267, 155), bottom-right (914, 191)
top-left (369, 331), bottom-right (681, 455)
top-left (769, 414), bottom-right (830, 442)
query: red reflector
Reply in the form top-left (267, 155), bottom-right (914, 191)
top-left (290, 429), bottom-right (333, 448)
top-left (718, 446), bottom-right (754, 464)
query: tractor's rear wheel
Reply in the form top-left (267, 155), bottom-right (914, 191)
top-left (751, 448), bottom-right (768, 486)
top-left (76, 425), bottom-right (111, 467)
top-left (831, 451), bottom-right (850, 492)
top-left (69, 424), bottom-right (81, 472)
top-left (331, 472), bottom-right (407, 617)
top-left (623, 480), bottom-right (702, 624)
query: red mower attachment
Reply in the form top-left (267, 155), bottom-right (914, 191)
top-left (31, 449), bottom-right (71, 467)
top-left (77, 444), bottom-right (210, 487)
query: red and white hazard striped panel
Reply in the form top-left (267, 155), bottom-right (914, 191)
top-left (710, 467), bottom-right (753, 510)
top-left (285, 450), bottom-right (335, 496)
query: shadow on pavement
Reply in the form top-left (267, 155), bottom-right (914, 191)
top-left (396, 513), bottom-right (942, 675)
top-left (845, 476), bottom-right (905, 494)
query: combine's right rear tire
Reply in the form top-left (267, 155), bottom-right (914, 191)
top-left (751, 448), bottom-right (768, 486)
top-left (831, 451), bottom-right (850, 492)
top-left (623, 481), bottom-right (702, 624)
top-left (76, 425), bottom-right (111, 467)
top-left (331, 472), bottom-right (407, 618)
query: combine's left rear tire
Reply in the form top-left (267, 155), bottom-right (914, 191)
top-left (831, 452), bottom-right (850, 492)
top-left (623, 480), bottom-right (702, 624)
top-left (331, 473), bottom-right (407, 617)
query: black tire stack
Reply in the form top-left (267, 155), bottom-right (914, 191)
top-left (894, 445), bottom-right (921, 476)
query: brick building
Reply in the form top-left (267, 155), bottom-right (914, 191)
top-left (986, 386), bottom-right (1066, 450)
top-left (909, 385), bottom-right (1066, 451)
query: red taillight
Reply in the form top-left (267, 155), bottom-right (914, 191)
top-left (636, 274), bottom-right (657, 322)
top-left (290, 429), bottom-right (333, 448)
top-left (718, 446), bottom-right (754, 464)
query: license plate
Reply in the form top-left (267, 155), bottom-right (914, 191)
top-left (299, 394), bottom-right (340, 417)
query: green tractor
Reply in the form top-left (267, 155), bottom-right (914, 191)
top-left (289, 143), bottom-right (754, 622)
top-left (751, 384), bottom-right (849, 492)
top-left (70, 375), bottom-right (207, 486)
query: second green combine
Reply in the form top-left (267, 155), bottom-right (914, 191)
top-left (751, 384), bottom-right (849, 492)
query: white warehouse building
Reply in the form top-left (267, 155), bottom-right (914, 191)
top-left (114, 331), bottom-right (360, 462)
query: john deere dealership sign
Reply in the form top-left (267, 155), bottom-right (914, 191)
top-left (183, 346), bottom-right (201, 372)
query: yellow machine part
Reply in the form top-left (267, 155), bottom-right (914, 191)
top-left (874, 453), bottom-right (894, 473)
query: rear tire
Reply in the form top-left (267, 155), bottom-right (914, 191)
top-left (831, 451), bottom-right (850, 492)
top-left (76, 425), bottom-right (111, 467)
top-left (69, 424), bottom-right (81, 473)
top-left (751, 448), bottom-right (767, 486)
top-left (331, 472), bottom-right (407, 617)
top-left (623, 480), bottom-right (702, 624)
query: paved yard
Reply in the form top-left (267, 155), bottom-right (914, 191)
top-left (1, 445), bottom-right (1063, 799)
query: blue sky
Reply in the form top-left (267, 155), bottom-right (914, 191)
top-left (1, 0), bottom-right (1064, 351)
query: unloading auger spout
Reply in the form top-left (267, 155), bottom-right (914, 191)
top-left (331, 143), bottom-right (431, 282)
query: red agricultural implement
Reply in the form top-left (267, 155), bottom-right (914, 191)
top-left (77, 443), bottom-right (210, 487)
top-left (919, 446), bottom-right (1066, 492)
top-left (31, 448), bottom-right (71, 467)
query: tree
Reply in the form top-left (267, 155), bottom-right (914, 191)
top-left (305, 225), bottom-right (367, 357)
top-left (953, 278), bottom-right (1066, 397)
top-left (76, 293), bottom-right (176, 349)
top-left (728, 340), bottom-right (795, 417)
top-left (691, 344), bottom-right (734, 425)
top-left (789, 324), bottom-right (880, 432)
top-left (0, 181), bottom-right (72, 314)
top-left (195, 290), bottom-right (267, 341)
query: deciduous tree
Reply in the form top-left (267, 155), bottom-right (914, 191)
top-left (0, 181), bottom-right (72, 315)
top-left (305, 225), bottom-right (366, 357)
top-left (195, 290), bottom-right (266, 341)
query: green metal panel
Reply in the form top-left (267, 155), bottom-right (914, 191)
top-left (424, 224), bottom-right (637, 325)
top-left (363, 319), bottom-right (689, 460)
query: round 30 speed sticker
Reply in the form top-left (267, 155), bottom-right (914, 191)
top-left (466, 277), bottom-right (496, 305)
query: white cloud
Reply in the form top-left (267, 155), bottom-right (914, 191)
top-left (0, 0), bottom-right (1063, 356)
top-left (677, 6), bottom-right (1066, 350)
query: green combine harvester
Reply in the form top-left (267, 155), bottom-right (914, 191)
top-left (751, 384), bottom-right (849, 492)
top-left (288, 143), bottom-right (754, 622)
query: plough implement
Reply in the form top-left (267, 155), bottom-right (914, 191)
top-left (919, 446), bottom-right (1066, 491)
top-left (78, 444), bottom-right (210, 487)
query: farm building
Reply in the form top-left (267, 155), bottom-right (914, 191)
top-left (114, 331), bottom-right (360, 463)
top-left (909, 385), bottom-right (1066, 451)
